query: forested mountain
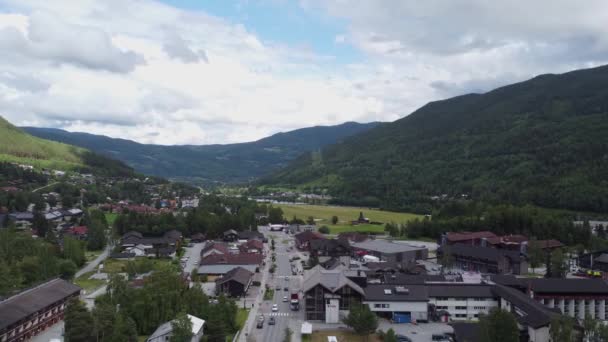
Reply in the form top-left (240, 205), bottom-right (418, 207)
top-left (0, 116), bottom-right (133, 177)
top-left (263, 65), bottom-right (608, 213)
top-left (24, 122), bottom-right (379, 184)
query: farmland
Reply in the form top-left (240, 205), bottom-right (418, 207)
top-left (276, 204), bottom-right (421, 234)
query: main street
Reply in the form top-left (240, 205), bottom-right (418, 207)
top-left (248, 227), bottom-right (306, 342)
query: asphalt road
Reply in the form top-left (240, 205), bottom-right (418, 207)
top-left (182, 242), bottom-right (205, 274)
top-left (254, 229), bottom-right (305, 342)
top-left (75, 242), bottom-right (112, 278)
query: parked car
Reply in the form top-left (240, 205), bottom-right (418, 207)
top-left (283, 296), bottom-right (288, 302)
top-left (283, 287), bottom-right (289, 291)
top-left (431, 334), bottom-right (451, 342)
top-left (272, 304), bottom-right (278, 312)
top-left (396, 335), bottom-right (412, 342)
top-left (269, 317), bottom-right (276, 325)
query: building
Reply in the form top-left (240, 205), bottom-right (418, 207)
top-left (492, 276), bottom-right (608, 321)
top-left (363, 284), bottom-right (429, 323)
top-left (190, 233), bottom-right (206, 243)
top-left (295, 231), bottom-right (326, 251)
top-left (578, 250), bottom-right (608, 272)
top-left (0, 279), bottom-right (81, 342)
top-left (337, 232), bottom-right (369, 243)
top-left (197, 253), bottom-right (262, 277)
top-left (237, 230), bottom-right (265, 242)
top-left (427, 284), bottom-right (498, 321)
top-left (440, 244), bottom-right (528, 275)
top-left (146, 314), bottom-right (205, 342)
top-left (216, 267), bottom-right (254, 297)
top-left (351, 240), bottom-right (428, 264)
top-left (223, 229), bottom-right (239, 242)
top-left (239, 239), bottom-right (264, 254)
top-left (443, 231), bottom-right (497, 246)
top-left (309, 238), bottom-right (351, 258)
top-left (302, 266), bottom-right (365, 322)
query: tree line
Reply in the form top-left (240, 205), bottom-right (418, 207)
top-left (65, 268), bottom-right (240, 342)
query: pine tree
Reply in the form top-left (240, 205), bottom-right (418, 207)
top-left (64, 299), bottom-right (95, 342)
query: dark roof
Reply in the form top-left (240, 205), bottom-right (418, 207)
top-left (9, 212), bottom-right (34, 221)
top-left (310, 238), bottom-right (351, 253)
top-left (122, 236), bottom-right (170, 246)
top-left (491, 284), bottom-right (559, 329)
top-left (595, 253), bottom-right (608, 264)
top-left (123, 231), bottom-right (143, 239)
top-left (382, 274), bottom-right (446, 285)
top-left (536, 239), bottom-right (564, 249)
top-left (427, 284), bottom-right (496, 298)
top-left (446, 244), bottom-right (524, 263)
top-left (364, 284), bottom-right (428, 302)
top-left (489, 275), bottom-right (525, 288)
top-left (163, 229), bottom-right (182, 241)
top-left (337, 232), bottom-right (369, 243)
top-left (446, 231), bottom-right (497, 242)
top-left (200, 253), bottom-right (263, 266)
top-left (238, 230), bottom-right (264, 240)
top-left (190, 233), bottom-right (206, 241)
top-left (0, 279), bottom-right (81, 330)
top-left (223, 229), bottom-right (238, 236)
top-left (450, 323), bottom-right (482, 342)
top-left (152, 246), bottom-right (176, 256)
top-left (522, 278), bottom-right (608, 295)
top-left (295, 231), bottom-right (325, 243)
top-left (217, 267), bottom-right (254, 286)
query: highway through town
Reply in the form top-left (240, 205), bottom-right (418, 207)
top-left (255, 228), bottom-right (305, 342)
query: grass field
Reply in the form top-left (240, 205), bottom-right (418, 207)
top-left (277, 204), bottom-right (421, 234)
top-left (105, 212), bottom-right (118, 226)
top-left (0, 116), bottom-right (86, 170)
top-left (236, 308), bottom-right (249, 329)
top-left (303, 330), bottom-right (382, 342)
top-left (102, 258), bottom-right (176, 274)
top-left (74, 271), bottom-right (106, 292)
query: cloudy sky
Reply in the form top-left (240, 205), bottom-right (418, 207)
top-left (1, 0), bottom-right (607, 145)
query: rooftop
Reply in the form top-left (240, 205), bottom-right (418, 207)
top-left (302, 265), bottom-right (365, 295)
top-left (216, 266), bottom-right (254, 286)
top-left (352, 240), bottom-right (426, 254)
top-left (364, 284), bottom-right (429, 302)
top-left (0, 279), bottom-right (81, 331)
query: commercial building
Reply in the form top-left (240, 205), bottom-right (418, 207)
top-left (215, 267), bottom-right (254, 297)
top-left (439, 243), bottom-right (528, 275)
top-left (0, 279), bottom-right (81, 342)
top-left (351, 240), bottom-right (428, 264)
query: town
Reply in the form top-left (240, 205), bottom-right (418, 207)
top-left (1, 159), bottom-right (608, 342)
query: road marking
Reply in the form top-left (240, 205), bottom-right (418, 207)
top-left (269, 312), bottom-right (291, 316)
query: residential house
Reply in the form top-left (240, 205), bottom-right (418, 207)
top-left (239, 239), bottom-right (264, 254)
top-left (146, 314), bottom-right (205, 342)
top-left (237, 230), bottom-right (265, 242)
top-left (216, 267), bottom-right (254, 297)
top-left (439, 244), bottom-right (528, 275)
top-left (197, 253), bottom-right (262, 277)
top-left (190, 233), bottom-right (206, 243)
top-left (201, 242), bottom-right (229, 259)
top-left (223, 229), bottom-right (239, 242)
top-left (351, 240), bottom-right (428, 264)
top-left (63, 226), bottom-right (88, 240)
top-left (295, 231), bottom-right (326, 251)
top-left (0, 279), bottom-right (81, 342)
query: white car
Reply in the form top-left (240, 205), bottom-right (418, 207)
top-left (283, 296), bottom-right (288, 302)
top-left (272, 304), bottom-right (278, 312)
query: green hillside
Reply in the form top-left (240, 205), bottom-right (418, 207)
top-left (263, 65), bottom-right (608, 213)
top-left (23, 122), bottom-right (379, 184)
top-left (0, 116), bottom-right (134, 176)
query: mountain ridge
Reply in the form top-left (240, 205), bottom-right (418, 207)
top-left (24, 121), bottom-right (380, 184)
top-left (263, 64), bottom-right (608, 213)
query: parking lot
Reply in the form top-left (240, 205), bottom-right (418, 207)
top-left (378, 322), bottom-right (453, 342)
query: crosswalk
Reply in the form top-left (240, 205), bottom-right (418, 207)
top-left (268, 312), bottom-right (291, 317)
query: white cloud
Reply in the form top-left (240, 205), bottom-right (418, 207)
top-left (0, 0), bottom-right (607, 145)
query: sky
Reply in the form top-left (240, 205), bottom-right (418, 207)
top-left (0, 0), bottom-right (607, 145)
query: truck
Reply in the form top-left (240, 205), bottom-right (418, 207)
top-left (290, 292), bottom-right (300, 311)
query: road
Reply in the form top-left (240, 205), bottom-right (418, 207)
top-left (32, 181), bottom-right (59, 193)
top-left (75, 242), bottom-right (113, 278)
top-left (253, 228), bottom-right (305, 342)
top-left (182, 242), bottom-right (205, 274)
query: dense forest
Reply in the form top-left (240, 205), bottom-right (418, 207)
top-left (264, 64), bottom-right (608, 213)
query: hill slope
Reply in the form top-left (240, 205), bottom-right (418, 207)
top-left (263, 65), bottom-right (608, 213)
top-left (0, 116), bottom-right (134, 176)
top-left (24, 122), bottom-right (379, 184)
